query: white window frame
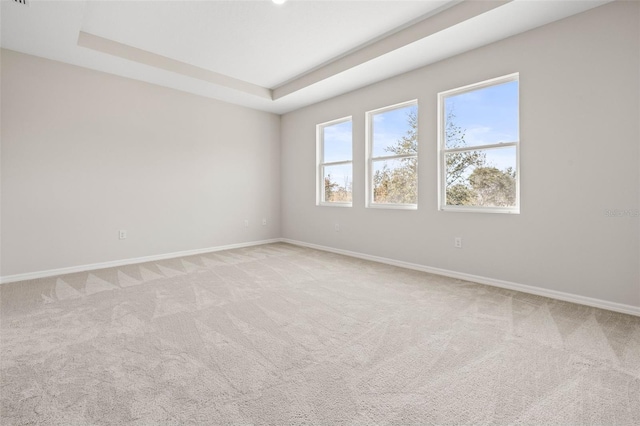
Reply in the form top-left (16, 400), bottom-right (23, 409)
top-left (437, 73), bottom-right (520, 214)
top-left (366, 100), bottom-right (419, 210)
top-left (316, 116), bottom-right (353, 207)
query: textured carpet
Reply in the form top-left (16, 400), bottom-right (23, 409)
top-left (1, 243), bottom-right (639, 425)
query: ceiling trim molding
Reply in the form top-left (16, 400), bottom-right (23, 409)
top-left (77, 31), bottom-right (273, 100)
top-left (272, 0), bottom-right (512, 100)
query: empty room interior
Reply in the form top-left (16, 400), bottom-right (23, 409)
top-left (1, 0), bottom-right (639, 424)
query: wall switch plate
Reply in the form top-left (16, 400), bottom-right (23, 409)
top-left (119, 230), bottom-right (127, 240)
top-left (334, 223), bottom-right (340, 232)
top-left (262, 218), bottom-right (267, 226)
top-left (454, 237), bottom-right (462, 248)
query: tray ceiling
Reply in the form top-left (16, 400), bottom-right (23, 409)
top-left (1, 0), bottom-right (611, 114)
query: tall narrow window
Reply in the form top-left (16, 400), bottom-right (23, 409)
top-left (438, 74), bottom-right (519, 213)
top-left (317, 117), bottom-right (353, 206)
top-left (366, 100), bottom-right (418, 208)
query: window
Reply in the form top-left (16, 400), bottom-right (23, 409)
top-left (438, 74), bottom-right (519, 213)
top-left (317, 117), bottom-right (353, 206)
top-left (366, 100), bottom-right (418, 208)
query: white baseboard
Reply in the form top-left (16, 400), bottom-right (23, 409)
top-left (281, 238), bottom-right (640, 317)
top-left (0, 238), bottom-right (282, 284)
top-left (3, 237), bottom-right (639, 317)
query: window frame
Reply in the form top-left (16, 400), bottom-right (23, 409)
top-left (316, 116), bottom-right (353, 207)
top-left (366, 99), bottom-right (419, 210)
top-left (437, 73), bottom-right (520, 214)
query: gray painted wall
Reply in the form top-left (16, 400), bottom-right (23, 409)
top-left (1, 50), bottom-right (281, 276)
top-left (281, 2), bottom-right (640, 307)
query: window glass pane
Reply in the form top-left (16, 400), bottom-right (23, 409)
top-left (372, 104), bottom-right (418, 157)
top-left (323, 120), bottom-right (352, 163)
top-left (323, 164), bottom-right (352, 203)
top-left (445, 146), bottom-right (516, 207)
top-left (372, 157), bottom-right (417, 204)
top-left (445, 80), bottom-right (518, 149)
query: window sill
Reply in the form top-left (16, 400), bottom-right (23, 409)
top-left (367, 203), bottom-right (417, 210)
top-left (440, 205), bottom-right (520, 214)
top-left (318, 202), bottom-right (352, 208)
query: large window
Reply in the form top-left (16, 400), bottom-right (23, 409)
top-left (366, 100), bottom-right (418, 208)
top-left (438, 74), bottom-right (519, 213)
top-left (317, 117), bottom-right (353, 206)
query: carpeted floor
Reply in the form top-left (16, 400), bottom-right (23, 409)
top-left (1, 242), bottom-right (639, 425)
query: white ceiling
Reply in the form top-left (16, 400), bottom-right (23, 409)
top-left (1, 0), bottom-right (611, 114)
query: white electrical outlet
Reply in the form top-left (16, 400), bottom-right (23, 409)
top-left (244, 219), bottom-right (249, 228)
top-left (334, 223), bottom-right (340, 232)
top-left (119, 230), bottom-right (127, 240)
top-left (454, 237), bottom-right (462, 248)
top-left (262, 218), bottom-right (267, 226)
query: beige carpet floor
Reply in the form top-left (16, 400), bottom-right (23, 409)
top-left (1, 242), bottom-right (639, 425)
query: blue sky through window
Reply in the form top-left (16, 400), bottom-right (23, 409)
top-left (320, 80), bottom-right (518, 197)
top-left (323, 120), bottom-right (352, 163)
top-left (445, 80), bottom-right (518, 170)
top-left (445, 80), bottom-right (518, 144)
top-left (322, 120), bottom-right (352, 193)
top-left (372, 104), bottom-right (417, 157)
